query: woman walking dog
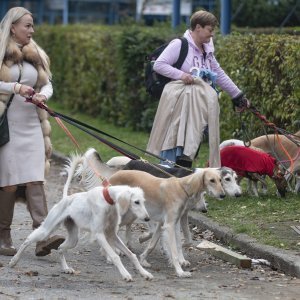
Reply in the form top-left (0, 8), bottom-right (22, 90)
top-left (0, 7), bottom-right (64, 256)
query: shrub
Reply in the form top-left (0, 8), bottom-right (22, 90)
top-left (35, 25), bottom-right (300, 137)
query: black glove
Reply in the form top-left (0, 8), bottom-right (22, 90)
top-left (232, 93), bottom-right (250, 112)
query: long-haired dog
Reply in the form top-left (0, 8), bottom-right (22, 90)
top-left (70, 149), bottom-right (241, 248)
top-left (117, 159), bottom-right (241, 246)
top-left (107, 168), bottom-right (225, 278)
top-left (66, 150), bottom-right (226, 277)
top-left (9, 165), bottom-right (153, 281)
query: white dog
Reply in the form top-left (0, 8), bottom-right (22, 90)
top-left (9, 183), bottom-right (153, 282)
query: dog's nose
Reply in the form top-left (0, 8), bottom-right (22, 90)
top-left (201, 208), bottom-right (208, 213)
top-left (219, 194), bottom-right (226, 199)
top-left (144, 217), bottom-right (150, 222)
top-left (235, 192), bottom-right (242, 197)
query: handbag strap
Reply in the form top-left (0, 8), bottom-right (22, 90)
top-left (6, 63), bottom-right (22, 110)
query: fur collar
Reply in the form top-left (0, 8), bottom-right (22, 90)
top-left (3, 38), bottom-right (44, 69)
top-left (0, 38), bottom-right (49, 116)
top-left (0, 38), bottom-right (48, 86)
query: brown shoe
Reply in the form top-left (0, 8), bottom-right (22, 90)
top-left (0, 228), bottom-right (17, 257)
top-left (35, 235), bottom-right (65, 257)
top-left (0, 190), bottom-right (17, 256)
top-left (0, 231), bottom-right (17, 256)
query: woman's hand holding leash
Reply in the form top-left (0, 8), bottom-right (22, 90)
top-left (31, 93), bottom-right (47, 105)
top-left (232, 93), bottom-right (251, 113)
top-left (24, 91), bottom-right (48, 110)
top-left (19, 84), bottom-right (34, 98)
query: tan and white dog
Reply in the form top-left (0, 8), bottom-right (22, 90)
top-left (68, 151), bottom-right (226, 277)
top-left (251, 131), bottom-right (300, 193)
top-left (108, 168), bottom-right (225, 277)
top-left (70, 149), bottom-right (241, 247)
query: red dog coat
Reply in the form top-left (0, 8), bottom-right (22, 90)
top-left (220, 146), bottom-right (276, 177)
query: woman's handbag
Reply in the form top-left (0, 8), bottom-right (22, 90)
top-left (0, 94), bottom-right (14, 147)
top-left (0, 64), bottom-right (22, 147)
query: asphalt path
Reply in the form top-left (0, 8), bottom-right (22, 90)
top-left (0, 160), bottom-right (299, 300)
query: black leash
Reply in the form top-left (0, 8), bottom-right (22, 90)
top-left (25, 96), bottom-right (185, 167)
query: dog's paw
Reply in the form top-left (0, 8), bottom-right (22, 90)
top-left (142, 270), bottom-right (154, 280)
top-left (63, 267), bottom-right (75, 274)
top-left (8, 258), bottom-right (17, 268)
top-left (180, 259), bottom-right (191, 267)
top-left (177, 271), bottom-right (192, 278)
top-left (140, 258), bottom-right (151, 268)
top-left (122, 273), bottom-right (133, 282)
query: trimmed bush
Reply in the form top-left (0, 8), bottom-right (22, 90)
top-left (35, 25), bottom-right (300, 138)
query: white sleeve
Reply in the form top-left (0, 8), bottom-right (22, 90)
top-left (39, 80), bottom-right (53, 101)
top-left (0, 81), bottom-right (15, 94)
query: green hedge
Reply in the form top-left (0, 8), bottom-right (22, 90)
top-left (216, 33), bottom-right (300, 138)
top-left (35, 25), bottom-right (300, 139)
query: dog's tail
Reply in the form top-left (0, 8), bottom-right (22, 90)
top-left (63, 153), bottom-right (83, 198)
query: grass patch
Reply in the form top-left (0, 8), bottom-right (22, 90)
top-left (206, 191), bottom-right (300, 250)
top-left (49, 102), bottom-right (152, 162)
top-left (49, 101), bottom-right (300, 251)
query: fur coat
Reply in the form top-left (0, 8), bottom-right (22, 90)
top-left (0, 38), bottom-right (52, 175)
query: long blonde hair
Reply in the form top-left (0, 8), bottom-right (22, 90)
top-left (0, 7), bottom-right (51, 78)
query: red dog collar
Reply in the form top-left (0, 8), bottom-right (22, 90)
top-left (103, 187), bottom-right (114, 205)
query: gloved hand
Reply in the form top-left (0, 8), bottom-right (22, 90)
top-left (232, 93), bottom-right (250, 113)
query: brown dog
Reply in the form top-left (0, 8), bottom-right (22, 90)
top-left (251, 131), bottom-right (300, 193)
top-left (109, 168), bottom-right (225, 278)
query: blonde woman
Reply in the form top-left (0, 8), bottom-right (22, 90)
top-left (0, 7), bottom-right (64, 256)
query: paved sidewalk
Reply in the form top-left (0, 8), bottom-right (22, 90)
top-left (1, 154), bottom-right (299, 299)
top-left (52, 151), bottom-right (300, 278)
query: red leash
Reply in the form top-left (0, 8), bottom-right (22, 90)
top-left (25, 93), bottom-right (115, 202)
top-left (247, 105), bottom-right (299, 174)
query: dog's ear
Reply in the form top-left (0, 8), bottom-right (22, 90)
top-left (117, 193), bottom-right (131, 215)
top-left (183, 172), bottom-right (204, 197)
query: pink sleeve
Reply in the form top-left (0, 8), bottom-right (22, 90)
top-left (153, 39), bottom-right (185, 81)
top-left (210, 55), bottom-right (241, 98)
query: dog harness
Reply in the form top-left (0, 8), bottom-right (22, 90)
top-left (220, 146), bottom-right (276, 177)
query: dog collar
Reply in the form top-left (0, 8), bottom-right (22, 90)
top-left (102, 179), bottom-right (110, 187)
top-left (103, 187), bottom-right (114, 205)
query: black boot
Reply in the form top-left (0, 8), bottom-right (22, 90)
top-left (176, 158), bottom-right (193, 169)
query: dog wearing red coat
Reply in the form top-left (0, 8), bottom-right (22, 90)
top-left (220, 146), bottom-right (287, 197)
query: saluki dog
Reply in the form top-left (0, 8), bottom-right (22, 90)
top-left (117, 158), bottom-right (241, 246)
top-left (68, 150), bottom-right (226, 277)
top-left (69, 149), bottom-right (241, 248)
top-left (220, 145), bottom-right (287, 197)
top-left (9, 170), bottom-right (153, 281)
top-left (251, 131), bottom-right (300, 194)
top-left (107, 168), bottom-right (225, 277)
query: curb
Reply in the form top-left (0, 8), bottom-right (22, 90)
top-left (50, 151), bottom-right (300, 278)
top-left (189, 211), bottom-right (300, 278)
